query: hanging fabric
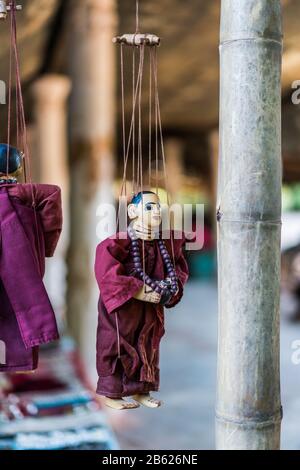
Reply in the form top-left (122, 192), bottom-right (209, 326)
top-left (0, 1), bottom-right (63, 374)
top-left (5, 0), bottom-right (31, 185)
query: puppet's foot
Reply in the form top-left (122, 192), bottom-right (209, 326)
top-left (14, 370), bottom-right (36, 375)
top-left (132, 394), bottom-right (162, 408)
top-left (104, 397), bottom-right (140, 410)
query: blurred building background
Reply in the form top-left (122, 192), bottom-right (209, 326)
top-left (1, 0), bottom-right (300, 450)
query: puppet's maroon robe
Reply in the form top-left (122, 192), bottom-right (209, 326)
top-left (0, 184), bottom-right (62, 372)
top-left (95, 232), bottom-right (189, 398)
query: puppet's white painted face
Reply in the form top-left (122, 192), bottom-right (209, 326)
top-left (128, 193), bottom-right (162, 229)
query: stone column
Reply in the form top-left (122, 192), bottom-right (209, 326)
top-left (209, 129), bottom-right (219, 211)
top-left (67, 0), bottom-right (117, 383)
top-left (32, 74), bottom-right (71, 322)
top-left (216, 0), bottom-right (282, 449)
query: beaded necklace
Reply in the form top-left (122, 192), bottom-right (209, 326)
top-left (0, 178), bottom-right (17, 185)
top-left (128, 226), bottom-right (178, 302)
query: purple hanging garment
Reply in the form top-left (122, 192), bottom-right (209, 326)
top-left (0, 184), bottom-right (62, 372)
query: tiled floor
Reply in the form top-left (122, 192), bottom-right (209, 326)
top-left (104, 281), bottom-right (300, 450)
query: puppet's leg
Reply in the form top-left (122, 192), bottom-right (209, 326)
top-left (132, 393), bottom-right (162, 408)
top-left (103, 397), bottom-right (140, 410)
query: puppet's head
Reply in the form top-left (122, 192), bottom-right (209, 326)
top-left (128, 191), bottom-right (162, 230)
top-left (0, 144), bottom-right (23, 181)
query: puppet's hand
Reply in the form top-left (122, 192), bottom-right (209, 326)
top-left (166, 277), bottom-right (179, 297)
top-left (133, 286), bottom-right (161, 304)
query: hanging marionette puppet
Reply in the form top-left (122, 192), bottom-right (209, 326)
top-left (95, 2), bottom-right (189, 410)
top-left (0, 1), bottom-right (62, 374)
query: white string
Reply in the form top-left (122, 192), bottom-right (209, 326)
top-left (136, 0), bottom-right (139, 33)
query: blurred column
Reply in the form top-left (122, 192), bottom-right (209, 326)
top-left (165, 137), bottom-right (184, 202)
top-left (165, 138), bottom-right (184, 231)
top-left (32, 74), bottom-right (71, 325)
top-left (67, 0), bottom-right (117, 382)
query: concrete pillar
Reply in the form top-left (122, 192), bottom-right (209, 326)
top-left (67, 0), bottom-right (117, 383)
top-left (32, 74), bottom-right (71, 322)
top-left (209, 129), bottom-right (219, 214)
top-left (216, 0), bottom-right (282, 449)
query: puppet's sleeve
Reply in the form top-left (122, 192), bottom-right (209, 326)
top-left (165, 234), bottom-right (189, 309)
top-left (0, 189), bottom-right (59, 348)
top-left (95, 238), bottom-right (144, 314)
top-left (35, 185), bottom-right (63, 257)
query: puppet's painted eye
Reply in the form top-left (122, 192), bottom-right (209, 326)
top-left (145, 203), bottom-right (153, 211)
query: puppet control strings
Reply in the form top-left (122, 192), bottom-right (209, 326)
top-left (1, 0), bottom-right (32, 187)
top-left (114, 0), bottom-right (170, 201)
top-left (113, 0), bottom-right (177, 284)
top-left (0, 1), bottom-right (41, 260)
